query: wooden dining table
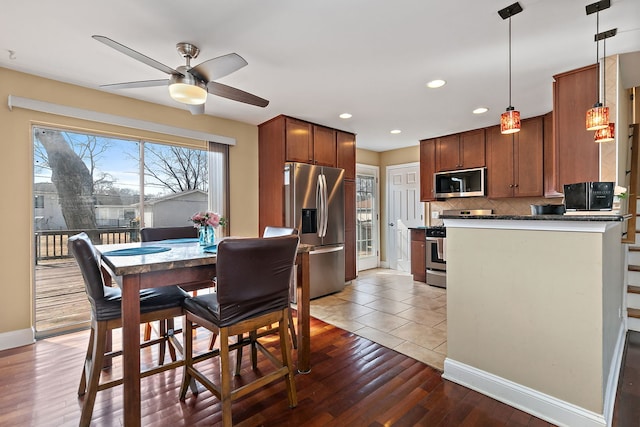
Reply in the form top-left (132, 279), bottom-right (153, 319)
top-left (96, 238), bottom-right (312, 427)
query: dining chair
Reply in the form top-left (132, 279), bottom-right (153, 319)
top-left (179, 235), bottom-right (299, 427)
top-left (232, 226), bottom-right (299, 374)
top-left (68, 232), bottom-right (189, 427)
top-left (140, 226), bottom-right (214, 363)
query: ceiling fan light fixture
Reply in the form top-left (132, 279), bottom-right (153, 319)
top-left (169, 79), bottom-right (207, 105)
top-left (594, 122), bottom-right (615, 143)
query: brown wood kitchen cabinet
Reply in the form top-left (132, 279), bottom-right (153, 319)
top-left (420, 138), bottom-right (436, 201)
top-left (337, 130), bottom-right (356, 180)
top-left (344, 180), bottom-right (356, 281)
top-left (259, 115), bottom-right (356, 282)
top-left (487, 116), bottom-right (544, 198)
top-left (436, 129), bottom-right (485, 172)
top-left (546, 64), bottom-right (600, 197)
top-left (313, 124), bottom-right (337, 167)
top-left (282, 117), bottom-right (337, 167)
top-left (410, 228), bottom-right (426, 283)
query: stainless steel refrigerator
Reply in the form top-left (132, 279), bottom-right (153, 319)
top-left (284, 162), bottom-right (345, 299)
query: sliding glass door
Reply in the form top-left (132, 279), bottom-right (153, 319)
top-left (32, 126), bottom-right (222, 336)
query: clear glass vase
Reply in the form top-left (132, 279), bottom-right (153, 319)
top-left (198, 225), bottom-right (215, 246)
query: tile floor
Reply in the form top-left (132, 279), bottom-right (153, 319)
top-left (309, 268), bottom-right (447, 371)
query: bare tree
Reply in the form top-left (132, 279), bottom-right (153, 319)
top-left (144, 144), bottom-right (208, 193)
top-left (34, 129), bottom-right (98, 239)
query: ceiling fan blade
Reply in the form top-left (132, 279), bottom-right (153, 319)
top-left (188, 53), bottom-right (248, 82)
top-left (207, 81), bottom-right (269, 107)
top-left (92, 35), bottom-right (181, 76)
top-left (188, 104), bottom-right (205, 115)
top-left (100, 79), bottom-right (169, 90)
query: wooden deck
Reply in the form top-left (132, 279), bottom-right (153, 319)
top-left (35, 259), bottom-right (91, 333)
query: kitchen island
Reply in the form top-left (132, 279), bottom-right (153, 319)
top-left (441, 215), bottom-right (626, 427)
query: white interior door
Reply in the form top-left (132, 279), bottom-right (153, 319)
top-left (356, 164), bottom-right (379, 271)
top-left (387, 163), bottom-right (424, 271)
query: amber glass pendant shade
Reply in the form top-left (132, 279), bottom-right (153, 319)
top-left (500, 108), bottom-right (521, 134)
top-left (594, 122), bottom-right (615, 143)
top-left (586, 104), bottom-right (609, 131)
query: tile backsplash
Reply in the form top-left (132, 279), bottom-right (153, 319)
top-left (427, 196), bottom-right (563, 226)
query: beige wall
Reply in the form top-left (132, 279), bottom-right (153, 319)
top-left (446, 222), bottom-right (624, 413)
top-left (0, 67), bottom-right (259, 337)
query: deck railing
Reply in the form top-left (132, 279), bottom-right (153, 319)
top-left (35, 228), bottom-right (140, 263)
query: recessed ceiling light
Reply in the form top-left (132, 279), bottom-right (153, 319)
top-left (390, 129), bottom-right (402, 134)
top-left (426, 79), bottom-right (446, 89)
top-left (339, 113), bottom-right (352, 119)
top-left (473, 107), bottom-right (489, 114)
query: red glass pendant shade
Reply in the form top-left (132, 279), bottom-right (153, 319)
top-left (594, 122), bottom-right (615, 143)
top-left (500, 107), bottom-right (521, 134)
top-left (586, 104), bottom-right (609, 131)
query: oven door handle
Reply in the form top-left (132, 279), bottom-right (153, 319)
top-left (426, 236), bottom-right (444, 241)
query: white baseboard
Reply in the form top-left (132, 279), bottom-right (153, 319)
top-left (443, 359), bottom-right (607, 427)
top-left (0, 328), bottom-right (35, 351)
top-left (603, 323), bottom-right (626, 426)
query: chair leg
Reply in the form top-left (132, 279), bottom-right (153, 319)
top-left (220, 327), bottom-right (233, 427)
top-left (250, 330), bottom-right (258, 371)
top-left (79, 321), bottom-right (108, 427)
top-left (158, 320), bottom-right (167, 365)
top-left (77, 325), bottom-right (95, 396)
top-left (208, 331), bottom-right (217, 350)
top-left (288, 309), bottom-right (298, 349)
top-left (279, 309), bottom-right (298, 408)
top-left (234, 334), bottom-right (244, 376)
top-left (166, 318), bottom-right (178, 362)
top-left (179, 317), bottom-right (195, 400)
top-left (144, 322), bottom-right (152, 341)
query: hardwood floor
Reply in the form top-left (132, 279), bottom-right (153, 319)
top-left (0, 316), bottom-right (556, 426)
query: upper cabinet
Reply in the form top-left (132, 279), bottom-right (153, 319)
top-left (336, 130), bottom-right (356, 180)
top-left (420, 138), bottom-right (436, 201)
top-left (487, 116), bottom-right (544, 198)
top-left (313, 125), bottom-right (337, 167)
top-left (546, 64), bottom-right (600, 197)
top-left (284, 117), bottom-right (313, 164)
top-left (436, 129), bottom-right (485, 171)
top-left (284, 118), bottom-right (337, 167)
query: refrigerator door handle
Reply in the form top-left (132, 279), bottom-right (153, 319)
top-left (321, 173), bottom-right (328, 237)
top-left (310, 245), bottom-right (344, 255)
top-left (316, 174), bottom-right (323, 238)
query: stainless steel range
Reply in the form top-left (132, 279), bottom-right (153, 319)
top-left (426, 209), bottom-right (493, 288)
top-left (425, 226), bottom-right (446, 288)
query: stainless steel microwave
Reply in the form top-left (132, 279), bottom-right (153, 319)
top-left (434, 167), bottom-right (486, 198)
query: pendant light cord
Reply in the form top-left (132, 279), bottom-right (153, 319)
top-left (508, 15), bottom-right (512, 107)
top-left (595, 9), bottom-right (600, 104)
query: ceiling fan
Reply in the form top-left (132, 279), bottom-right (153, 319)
top-left (92, 35), bottom-right (269, 114)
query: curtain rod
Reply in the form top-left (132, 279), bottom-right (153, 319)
top-left (7, 95), bottom-right (236, 146)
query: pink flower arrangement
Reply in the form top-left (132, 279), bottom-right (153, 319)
top-left (190, 211), bottom-right (226, 228)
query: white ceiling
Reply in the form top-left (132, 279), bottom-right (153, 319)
top-left (1, 1), bottom-right (639, 152)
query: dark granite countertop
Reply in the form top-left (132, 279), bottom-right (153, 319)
top-left (440, 213), bottom-right (629, 222)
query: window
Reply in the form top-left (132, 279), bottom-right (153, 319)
top-left (34, 195), bottom-right (44, 209)
top-left (32, 125), bottom-right (228, 335)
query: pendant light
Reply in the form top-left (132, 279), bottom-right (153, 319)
top-left (585, 0), bottom-right (611, 131)
top-left (498, 2), bottom-right (523, 135)
top-left (593, 30), bottom-right (617, 143)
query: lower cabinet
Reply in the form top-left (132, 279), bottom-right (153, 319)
top-left (410, 229), bottom-right (426, 283)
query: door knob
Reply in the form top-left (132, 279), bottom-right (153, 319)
top-left (389, 222), bottom-right (395, 226)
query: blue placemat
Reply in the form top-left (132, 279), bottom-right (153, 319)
top-left (202, 245), bottom-right (217, 254)
top-left (102, 246), bottom-right (171, 256)
top-left (157, 238), bottom-right (199, 244)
